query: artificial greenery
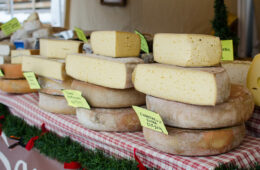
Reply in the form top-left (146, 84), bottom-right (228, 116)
top-left (0, 103), bottom-right (259, 170)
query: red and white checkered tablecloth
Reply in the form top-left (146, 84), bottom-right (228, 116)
top-left (0, 92), bottom-right (259, 170)
top-left (246, 106), bottom-right (260, 138)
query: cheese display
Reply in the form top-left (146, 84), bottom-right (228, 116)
top-left (146, 84), bottom-right (254, 129)
top-left (66, 53), bottom-right (143, 89)
top-left (91, 31), bottom-right (141, 57)
top-left (247, 53), bottom-right (260, 106)
top-left (0, 79), bottom-right (37, 93)
top-left (143, 124), bottom-right (245, 156)
top-left (38, 92), bottom-right (76, 114)
top-left (38, 76), bottom-right (72, 91)
top-left (76, 107), bottom-right (141, 132)
top-left (40, 39), bottom-right (83, 59)
top-left (0, 42), bottom-right (15, 56)
top-left (153, 33), bottom-right (221, 67)
top-left (71, 80), bottom-right (145, 108)
top-left (22, 55), bottom-right (67, 80)
top-left (132, 64), bottom-right (230, 105)
top-left (222, 60), bottom-right (251, 86)
top-left (0, 64), bottom-right (24, 79)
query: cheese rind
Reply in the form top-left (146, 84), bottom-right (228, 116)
top-left (143, 124), bottom-right (245, 156)
top-left (132, 64), bottom-right (230, 105)
top-left (40, 39), bottom-right (83, 59)
top-left (146, 84), bottom-right (254, 129)
top-left (221, 60), bottom-right (251, 86)
top-left (71, 80), bottom-right (145, 108)
top-left (66, 53), bottom-right (143, 89)
top-left (38, 92), bottom-right (76, 114)
top-left (247, 54), bottom-right (260, 106)
top-left (153, 33), bottom-right (221, 66)
top-left (38, 76), bottom-right (72, 91)
top-left (91, 31), bottom-right (141, 57)
top-left (76, 107), bottom-right (141, 132)
top-left (22, 55), bottom-right (67, 80)
top-left (0, 64), bottom-right (24, 79)
top-left (0, 79), bottom-right (37, 93)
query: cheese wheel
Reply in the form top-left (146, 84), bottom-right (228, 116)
top-left (76, 107), bottom-right (141, 132)
top-left (153, 33), bottom-right (221, 67)
top-left (66, 53), bottom-right (143, 89)
top-left (143, 124), bottom-right (245, 156)
top-left (38, 92), bottom-right (76, 114)
top-left (132, 64), bottom-right (230, 105)
top-left (71, 80), bottom-right (145, 108)
top-left (0, 79), bottom-right (37, 93)
top-left (0, 64), bottom-right (23, 79)
top-left (38, 76), bottom-right (72, 91)
top-left (146, 84), bottom-right (254, 129)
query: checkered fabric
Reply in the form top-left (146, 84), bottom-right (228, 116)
top-left (246, 106), bottom-right (260, 138)
top-left (0, 92), bottom-right (259, 170)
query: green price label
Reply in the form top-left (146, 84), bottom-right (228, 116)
top-left (1, 18), bottom-right (21, 36)
top-left (62, 89), bottom-right (90, 109)
top-left (0, 69), bottom-right (4, 77)
top-left (23, 72), bottom-right (41, 89)
top-left (132, 106), bottom-right (168, 135)
top-left (221, 40), bottom-right (234, 61)
top-left (74, 27), bottom-right (88, 43)
top-left (135, 30), bottom-right (149, 54)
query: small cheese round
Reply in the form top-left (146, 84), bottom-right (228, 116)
top-left (0, 79), bottom-right (37, 93)
top-left (143, 124), bottom-right (245, 156)
top-left (0, 64), bottom-right (23, 79)
top-left (76, 107), bottom-right (141, 132)
top-left (38, 92), bottom-right (75, 114)
top-left (146, 84), bottom-right (254, 129)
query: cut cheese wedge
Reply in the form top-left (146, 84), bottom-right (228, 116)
top-left (40, 39), bottom-right (83, 59)
top-left (221, 60), bottom-right (251, 86)
top-left (0, 42), bottom-right (15, 56)
top-left (71, 80), bottom-right (145, 108)
top-left (153, 33), bottom-right (221, 66)
top-left (143, 124), bottom-right (245, 156)
top-left (132, 64), bottom-right (230, 105)
top-left (91, 31), bottom-right (140, 57)
top-left (0, 64), bottom-right (23, 79)
top-left (76, 107), bottom-right (141, 132)
top-left (11, 49), bottom-right (40, 64)
top-left (38, 92), bottom-right (76, 114)
top-left (0, 79), bottom-right (37, 93)
top-left (22, 55), bottom-right (67, 80)
top-left (146, 84), bottom-right (254, 129)
top-left (247, 54), bottom-right (260, 106)
top-left (66, 53), bottom-right (143, 89)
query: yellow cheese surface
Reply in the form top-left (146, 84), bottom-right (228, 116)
top-left (22, 55), bottom-right (67, 80)
top-left (247, 54), bottom-right (260, 106)
top-left (153, 33), bottom-right (221, 66)
top-left (91, 31), bottom-right (141, 57)
top-left (66, 53), bottom-right (143, 89)
top-left (132, 64), bottom-right (230, 106)
top-left (11, 49), bottom-right (40, 64)
top-left (40, 39), bottom-right (83, 59)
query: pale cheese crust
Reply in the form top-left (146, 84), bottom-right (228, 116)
top-left (0, 79), bottom-right (37, 93)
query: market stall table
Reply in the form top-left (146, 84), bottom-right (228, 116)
top-left (0, 91), bottom-right (259, 169)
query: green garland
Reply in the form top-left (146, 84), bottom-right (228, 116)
top-left (0, 103), bottom-right (259, 170)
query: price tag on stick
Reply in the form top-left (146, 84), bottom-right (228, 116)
top-left (1, 18), bottom-right (21, 36)
top-left (62, 89), bottom-right (90, 109)
top-left (135, 30), bottom-right (149, 54)
top-left (74, 27), bottom-right (88, 43)
top-left (132, 106), bottom-right (168, 135)
top-left (221, 40), bottom-right (234, 61)
top-left (23, 72), bottom-right (41, 89)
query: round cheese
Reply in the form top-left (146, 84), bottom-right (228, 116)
top-left (38, 92), bottom-right (76, 114)
top-left (0, 64), bottom-right (24, 79)
top-left (0, 79), bottom-right (37, 93)
top-left (76, 107), bottom-right (141, 132)
top-left (146, 84), bottom-right (254, 129)
top-left (143, 124), bottom-right (245, 156)
top-left (71, 80), bottom-right (145, 108)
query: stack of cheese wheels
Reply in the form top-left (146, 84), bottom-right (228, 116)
top-left (21, 39), bottom-right (83, 114)
top-left (132, 33), bottom-right (255, 156)
top-left (66, 31), bottom-right (145, 132)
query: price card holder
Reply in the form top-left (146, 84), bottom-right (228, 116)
top-left (132, 106), bottom-right (168, 135)
top-left (221, 40), bottom-right (234, 61)
top-left (1, 18), bottom-right (21, 36)
top-left (0, 70), bottom-right (4, 77)
top-left (135, 30), bottom-right (149, 54)
top-left (74, 27), bottom-right (88, 43)
top-left (62, 89), bottom-right (90, 109)
top-left (23, 72), bottom-right (41, 89)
